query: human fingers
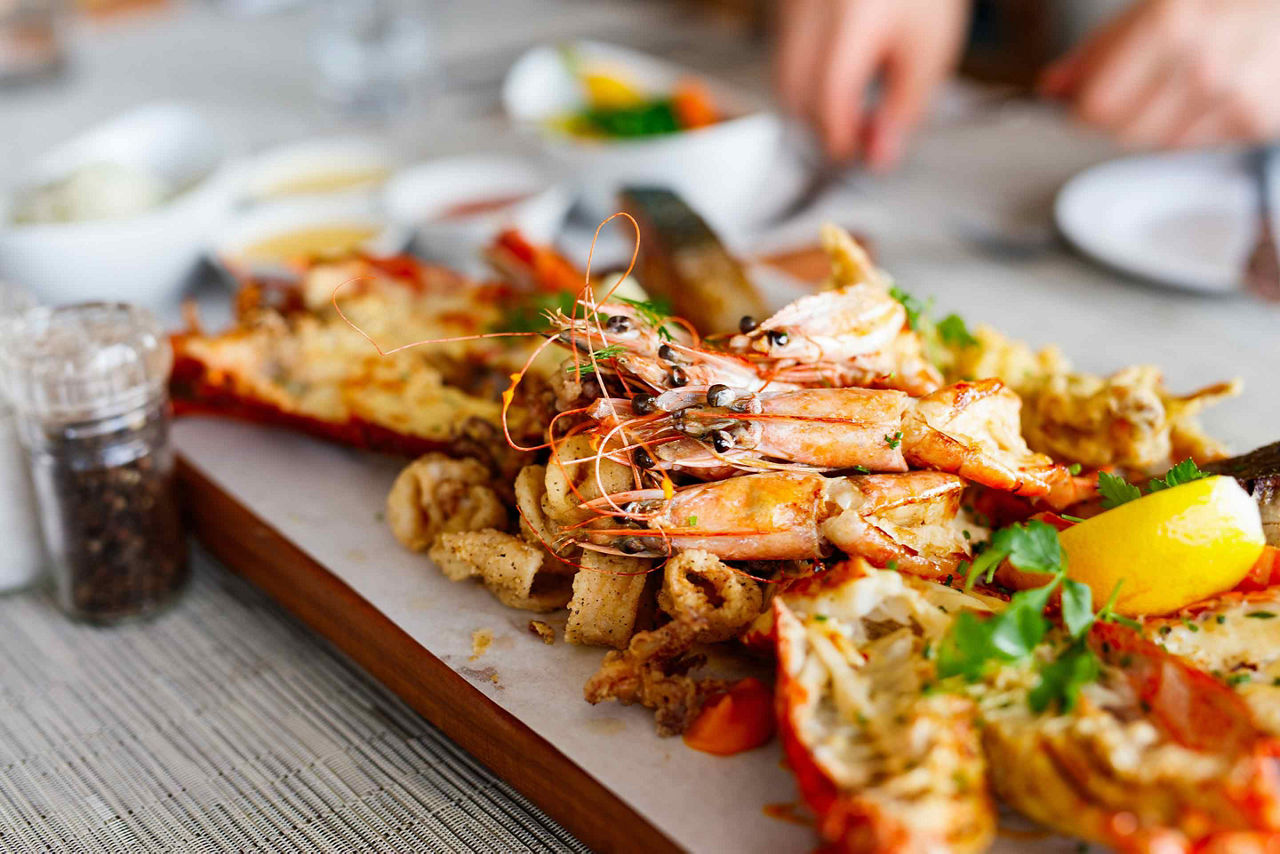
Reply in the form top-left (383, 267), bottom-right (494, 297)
top-left (864, 45), bottom-right (945, 169)
top-left (1039, 1), bottom-right (1144, 98)
top-left (815, 1), bottom-right (888, 160)
top-left (1070, 19), bottom-right (1170, 133)
top-left (1113, 60), bottom-right (1204, 148)
top-left (775, 0), bottom-right (829, 121)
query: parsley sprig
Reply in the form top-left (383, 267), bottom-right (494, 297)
top-left (1098, 459), bottom-right (1209, 510)
top-left (613, 296), bottom-right (675, 341)
top-left (889, 286), bottom-right (930, 331)
top-left (936, 313), bottom-right (978, 348)
top-left (888, 286), bottom-right (978, 367)
top-left (565, 344), bottom-right (625, 377)
top-left (938, 520), bottom-right (1131, 713)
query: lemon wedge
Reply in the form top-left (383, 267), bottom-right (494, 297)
top-left (1059, 475), bottom-right (1265, 617)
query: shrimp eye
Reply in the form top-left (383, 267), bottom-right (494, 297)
top-left (605, 315), bottom-right (632, 334)
top-left (633, 447), bottom-right (656, 469)
top-left (632, 394), bottom-right (658, 415)
top-left (669, 366), bottom-right (689, 387)
top-left (618, 537), bottom-right (646, 555)
top-left (738, 315), bottom-right (758, 334)
top-left (657, 343), bottom-right (678, 363)
top-left (711, 430), bottom-right (734, 453)
top-left (706, 384), bottom-right (734, 407)
top-left (767, 330), bottom-right (790, 347)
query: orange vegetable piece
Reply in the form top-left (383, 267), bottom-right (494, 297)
top-left (683, 677), bottom-right (775, 756)
top-left (1237, 545), bottom-right (1280, 592)
top-left (672, 79), bottom-right (718, 130)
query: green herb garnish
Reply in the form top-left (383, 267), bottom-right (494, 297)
top-left (1147, 459), bottom-right (1209, 493)
top-left (889, 286), bottom-right (931, 331)
top-left (613, 295), bottom-right (675, 340)
top-left (940, 522), bottom-right (1132, 713)
top-left (565, 344), bottom-right (625, 377)
top-left (1097, 459), bottom-right (1211, 510)
top-left (1098, 471), bottom-right (1143, 509)
top-left (936, 313), bottom-right (978, 348)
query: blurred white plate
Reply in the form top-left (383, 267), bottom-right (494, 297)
top-left (1055, 148), bottom-right (1269, 294)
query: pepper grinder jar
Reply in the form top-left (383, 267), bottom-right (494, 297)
top-left (2, 303), bottom-right (188, 622)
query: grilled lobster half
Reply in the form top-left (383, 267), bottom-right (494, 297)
top-left (774, 561), bottom-right (1280, 853)
top-left (171, 234), bottom-right (575, 474)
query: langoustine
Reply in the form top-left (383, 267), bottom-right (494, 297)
top-left (581, 379), bottom-right (1090, 509)
top-left (576, 469), bottom-right (973, 579)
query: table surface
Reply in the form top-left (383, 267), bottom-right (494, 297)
top-left (5, 1), bottom-right (1280, 852)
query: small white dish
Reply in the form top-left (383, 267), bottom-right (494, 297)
top-left (0, 103), bottom-right (232, 308)
top-left (236, 136), bottom-right (396, 204)
top-left (212, 195), bottom-right (409, 281)
top-left (382, 155), bottom-right (571, 271)
top-left (1055, 147), bottom-right (1270, 294)
top-left (502, 41), bottom-right (782, 231)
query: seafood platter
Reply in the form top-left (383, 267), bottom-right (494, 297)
top-left (171, 189), bottom-right (1280, 853)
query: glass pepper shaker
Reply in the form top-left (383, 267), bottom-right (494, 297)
top-left (2, 303), bottom-right (188, 622)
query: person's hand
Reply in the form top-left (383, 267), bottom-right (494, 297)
top-left (776, 0), bottom-right (970, 167)
top-left (1041, 0), bottom-right (1280, 148)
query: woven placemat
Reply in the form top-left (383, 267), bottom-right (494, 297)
top-left (0, 547), bottom-right (590, 854)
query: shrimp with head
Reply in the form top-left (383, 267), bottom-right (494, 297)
top-left (574, 469), bottom-right (972, 580)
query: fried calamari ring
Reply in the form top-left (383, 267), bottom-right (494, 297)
top-left (658, 550), bottom-right (763, 643)
top-left (386, 453), bottom-right (507, 551)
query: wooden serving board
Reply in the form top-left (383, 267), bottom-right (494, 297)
top-left (172, 249), bottom-right (1073, 854)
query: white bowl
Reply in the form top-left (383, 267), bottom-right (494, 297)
top-left (502, 41), bottom-right (783, 231)
top-left (235, 136), bottom-right (396, 204)
top-left (382, 155), bottom-right (571, 272)
top-left (0, 103), bottom-right (232, 308)
top-left (212, 195), bottom-right (410, 281)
